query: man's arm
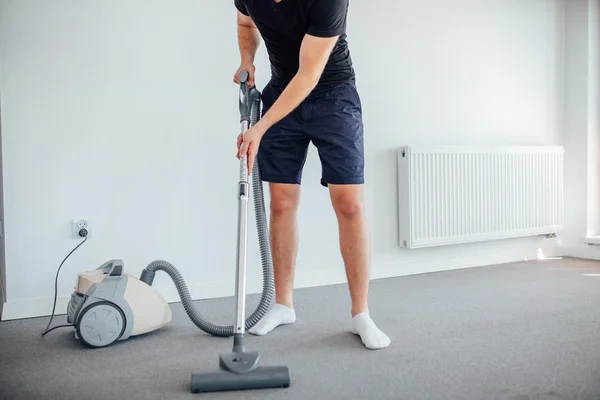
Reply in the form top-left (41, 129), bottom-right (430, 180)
top-left (234, 10), bottom-right (261, 86)
top-left (237, 11), bottom-right (260, 65)
top-left (257, 34), bottom-right (338, 129)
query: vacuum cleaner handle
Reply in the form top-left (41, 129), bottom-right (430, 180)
top-left (238, 70), bottom-right (250, 123)
top-left (97, 259), bottom-right (124, 276)
top-left (238, 70), bottom-right (260, 124)
top-left (237, 70), bottom-right (261, 181)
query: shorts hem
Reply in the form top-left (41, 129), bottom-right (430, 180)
top-left (320, 176), bottom-right (364, 187)
top-left (260, 174), bottom-right (302, 185)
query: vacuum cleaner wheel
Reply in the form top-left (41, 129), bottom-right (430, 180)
top-left (76, 301), bottom-right (126, 348)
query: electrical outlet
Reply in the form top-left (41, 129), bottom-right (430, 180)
top-left (71, 219), bottom-right (90, 238)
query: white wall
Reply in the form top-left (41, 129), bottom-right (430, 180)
top-left (0, 0), bottom-right (566, 320)
top-left (558, 0), bottom-right (600, 258)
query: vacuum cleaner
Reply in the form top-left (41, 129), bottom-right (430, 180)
top-left (62, 70), bottom-right (291, 393)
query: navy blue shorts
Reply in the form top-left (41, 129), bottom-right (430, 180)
top-left (257, 80), bottom-right (364, 187)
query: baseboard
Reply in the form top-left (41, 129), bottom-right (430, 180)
top-left (2, 296), bottom-right (71, 321)
top-left (370, 253), bottom-right (536, 282)
top-left (555, 244), bottom-right (600, 260)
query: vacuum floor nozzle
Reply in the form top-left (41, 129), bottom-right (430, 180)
top-left (190, 364), bottom-right (291, 393)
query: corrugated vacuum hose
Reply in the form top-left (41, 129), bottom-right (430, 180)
top-left (139, 70), bottom-right (274, 337)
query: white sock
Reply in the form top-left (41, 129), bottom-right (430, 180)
top-left (248, 304), bottom-right (296, 336)
top-left (351, 312), bottom-right (391, 350)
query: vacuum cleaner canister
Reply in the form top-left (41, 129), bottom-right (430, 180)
top-left (67, 259), bottom-right (172, 348)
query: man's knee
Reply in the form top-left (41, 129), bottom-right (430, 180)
top-left (269, 183), bottom-right (300, 216)
top-left (329, 184), bottom-right (365, 219)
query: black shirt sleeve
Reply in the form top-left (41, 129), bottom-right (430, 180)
top-left (235, 0), bottom-right (249, 16)
top-left (306, 0), bottom-right (348, 38)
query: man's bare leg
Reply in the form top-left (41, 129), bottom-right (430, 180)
top-left (329, 183), bottom-right (390, 349)
top-left (249, 183), bottom-right (299, 335)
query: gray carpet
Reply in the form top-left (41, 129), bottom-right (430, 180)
top-left (1, 258), bottom-right (600, 400)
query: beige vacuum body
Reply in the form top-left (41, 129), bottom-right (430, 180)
top-left (67, 259), bottom-right (172, 347)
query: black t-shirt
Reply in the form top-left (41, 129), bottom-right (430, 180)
top-left (234, 0), bottom-right (355, 90)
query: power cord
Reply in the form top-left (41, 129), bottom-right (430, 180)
top-left (42, 228), bottom-right (89, 337)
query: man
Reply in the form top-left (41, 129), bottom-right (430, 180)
top-left (234, 0), bottom-right (390, 350)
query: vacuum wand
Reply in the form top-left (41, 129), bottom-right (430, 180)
top-left (235, 123), bottom-right (250, 339)
top-left (235, 69), bottom-right (256, 338)
top-left (190, 71), bottom-right (291, 394)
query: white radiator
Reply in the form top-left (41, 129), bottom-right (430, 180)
top-left (397, 145), bottom-right (564, 249)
